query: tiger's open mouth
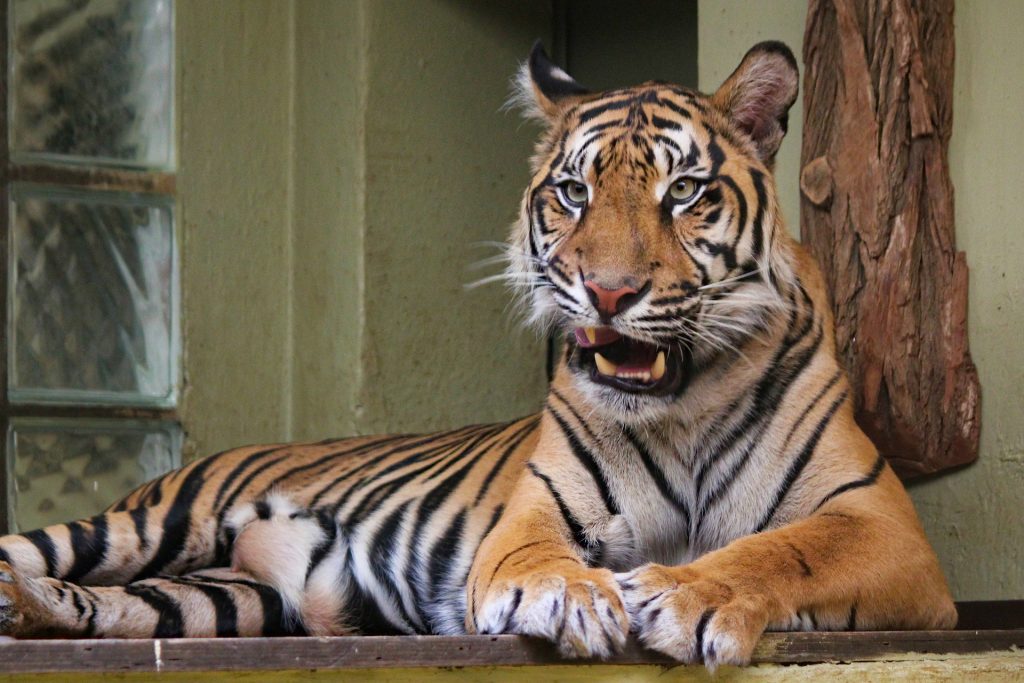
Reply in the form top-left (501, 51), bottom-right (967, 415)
top-left (571, 326), bottom-right (686, 395)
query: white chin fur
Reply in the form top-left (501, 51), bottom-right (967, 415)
top-left (569, 371), bottom-right (676, 426)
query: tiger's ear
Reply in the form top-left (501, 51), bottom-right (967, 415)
top-left (711, 41), bottom-right (799, 164)
top-left (512, 40), bottom-right (589, 123)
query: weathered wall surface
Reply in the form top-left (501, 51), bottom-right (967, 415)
top-left (357, 1), bottom-right (553, 435)
top-left (177, 1), bottom-right (295, 456)
top-left (907, 1), bottom-right (1024, 599)
top-left (698, 0), bottom-right (806, 238)
top-left (699, 1), bottom-right (1024, 599)
top-left (176, 1), bottom-right (551, 452)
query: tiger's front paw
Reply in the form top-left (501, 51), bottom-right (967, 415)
top-left (473, 566), bottom-right (629, 659)
top-left (0, 561), bottom-right (44, 637)
top-left (617, 563), bottom-right (770, 669)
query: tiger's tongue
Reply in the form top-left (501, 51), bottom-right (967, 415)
top-left (573, 326), bottom-right (621, 348)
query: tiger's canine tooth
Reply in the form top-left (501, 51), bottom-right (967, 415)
top-left (585, 327), bottom-right (597, 344)
top-left (651, 351), bottom-right (666, 381)
top-left (594, 352), bottom-right (617, 376)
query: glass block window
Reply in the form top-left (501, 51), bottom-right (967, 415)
top-left (1, 0), bottom-right (179, 533)
top-left (8, 0), bottom-right (175, 169)
top-left (6, 418), bottom-right (181, 532)
top-left (8, 185), bottom-right (178, 406)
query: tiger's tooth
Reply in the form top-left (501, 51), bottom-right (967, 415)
top-left (585, 327), bottom-right (597, 344)
top-left (651, 351), bottom-right (667, 381)
top-left (594, 352), bottom-right (618, 376)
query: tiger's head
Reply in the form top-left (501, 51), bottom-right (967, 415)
top-left (507, 41), bottom-right (801, 420)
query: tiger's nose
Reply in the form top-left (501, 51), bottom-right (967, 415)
top-left (584, 279), bottom-right (651, 321)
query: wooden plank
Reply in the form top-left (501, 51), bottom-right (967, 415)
top-left (0, 630), bottom-right (1021, 674)
top-left (6, 165), bottom-right (175, 196)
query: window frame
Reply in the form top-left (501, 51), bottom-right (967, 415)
top-left (0, 0), bottom-right (179, 533)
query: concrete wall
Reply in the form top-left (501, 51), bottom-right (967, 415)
top-left (907, 2), bottom-right (1024, 600)
top-left (176, 0), bottom-right (552, 454)
top-left (699, 1), bottom-right (1024, 599)
top-left (176, 0), bottom-right (702, 452)
top-left (177, 1), bottom-right (295, 456)
top-left (698, 0), bottom-right (806, 238)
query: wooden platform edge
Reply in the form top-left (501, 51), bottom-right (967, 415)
top-left (0, 630), bottom-right (1021, 674)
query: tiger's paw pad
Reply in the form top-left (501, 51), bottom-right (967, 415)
top-left (475, 568), bottom-right (628, 659)
top-left (616, 563), bottom-right (768, 668)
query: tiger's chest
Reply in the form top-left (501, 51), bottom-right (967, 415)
top-left (589, 436), bottom-right (768, 571)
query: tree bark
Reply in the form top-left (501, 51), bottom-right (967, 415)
top-left (801, 0), bottom-right (979, 479)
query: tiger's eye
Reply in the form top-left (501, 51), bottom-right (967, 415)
top-left (669, 178), bottom-right (698, 202)
top-left (561, 181), bottom-right (588, 206)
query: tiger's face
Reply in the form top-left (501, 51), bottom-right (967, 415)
top-left (509, 42), bottom-right (800, 419)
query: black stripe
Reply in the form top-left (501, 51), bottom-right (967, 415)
top-left (264, 434), bottom-right (408, 492)
top-left (212, 454), bottom-right (292, 561)
top-left (814, 453), bottom-right (887, 511)
top-left (546, 405), bottom-right (619, 515)
top-left (780, 371), bottom-right (843, 453)
top-left (130, 507), bottom-right (149, 552)
top-left (22, 529), bottom-right (58, 577)
top-left (847, 603), bottom-right (858, 631)
top-left (693, 286), bottom-right (820, 511)
top-left (576, 97), bottom-right (632, 125)
top-left (650, 114), bottom-right (683, 131)
top-left (125, 584), bottom-right (185, 637)
top-left (474, 418), bottom-right (540, 505)
top-left (212, 447), bottom-right (283, 509)
top-left (706, 131), bottom-right (726, 176)
top-left (491, 540), bottom-right (547, 579)
top-left (403, 426), bottom-right (509, 628)
top-left (173, 574), bottom-right (300, 636)
top-left (655, 96), bottom-right (693, 120)
top-left (424, 423), bottom-right (508, 482)
top-left (749, 168), bottom-right (768, 261)
top-left (81, 587), bottom-right (99, 636)
top-left (368, 500), bottom-right (420, 633)
top-left (313, 427), bottom-right (483, 509)
top-left (132, 458), bottom-right (216, 581)
top-left (64, 515), bottom-right (109, 582)
top-left (755, 390), bottom-right (849, 532)
top-left (70, 586), bottom-right (87, 619)
top-left (786, 543), bottom-right (813, 577)
top-left (426, 508), bottom-right (467, 602)
top-left (621, 426), bottom-right (690, 532)
top-left (526, 463), bottom-right (591, 557)
top-left (341, 453), bottom-right (450, 530)
top-left (695, 609), bottom-right (716, 663)
top-left (188, 582), bottom-right (240, 637)
top-left (305, 510), bottom-right (340, 581)
top-left (482, 504), bottom-right (505, 541)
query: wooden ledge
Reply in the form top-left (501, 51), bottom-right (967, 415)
top-left (0, 630), bottom-right (1021, 674)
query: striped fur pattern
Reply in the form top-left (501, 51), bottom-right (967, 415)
top-left (0, 41), bottom-right (954, 667)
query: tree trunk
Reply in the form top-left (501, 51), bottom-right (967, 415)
top-left (800, 0), bottom-right (979, 479)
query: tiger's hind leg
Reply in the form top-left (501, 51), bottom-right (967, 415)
top-left (0, 561), bottom-right (313, 638)
top-left (225, 493), bottom-right (350, 636)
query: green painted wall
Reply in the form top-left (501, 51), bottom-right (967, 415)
top-left (698, 0), bottom-right (805, 238)
top-left (177, 1), bottom-right (553, 453)
top-left (177, 0), bottom-right (705, 450)
top-left (562, 0), bottom-right (698, 90)
top-left (177, 1), bottom-right (295, 456)
top-left (907, 2), bottom-right (1024, 600)
top-left (698, 1), bottom-right (1024, 599)
top-left (357, 1), bottom-right (553, 435)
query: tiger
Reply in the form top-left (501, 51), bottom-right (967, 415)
top-left (0, 40), bottom-right (956, 668)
